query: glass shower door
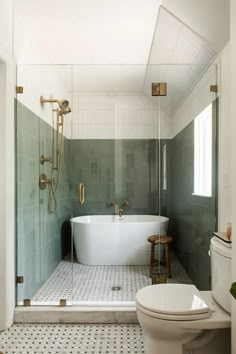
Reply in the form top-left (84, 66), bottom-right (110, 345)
top-left (16, 64), bottom-right (74, 306)
top-left (145, 64), bottom-right (218, 289)
top-left (15, 72), bottom-right (41, 305)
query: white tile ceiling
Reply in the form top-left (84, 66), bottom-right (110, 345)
top-left (149, 7), bottom-right (217, 65)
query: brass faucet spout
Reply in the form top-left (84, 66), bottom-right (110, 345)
top-left (118, 208), bottom-right (123, 217)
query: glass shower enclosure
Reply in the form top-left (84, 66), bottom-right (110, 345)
top-left (15, 59), bottom-right (218, 306)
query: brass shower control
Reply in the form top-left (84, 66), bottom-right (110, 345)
top-left (40, 155), bottom-right (51, 164)
top-left (39, 174), bottom-right (55, 190)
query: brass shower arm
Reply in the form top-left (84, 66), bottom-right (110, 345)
top-left (40, 96), bottom-right (60, 105)
top-left (40, 96), bottom-right (70, 111)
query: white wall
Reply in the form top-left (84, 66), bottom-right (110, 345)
top-left (17, 65), bottom-right (72, 138)
top-left (0, 0), bottom-right (15, 331)
top-left (72, 94), bottom-right (171, 139)
top-left (230, 1), bottom-right (236, 352)
top-left (218, 44), bottom-right (232, 231)
top-left (162, 0), bottom-right (229, 52)
top-left (14, 18), bottom-right (52, 64)
top-left (0, 0), bottom-right (13, 55)
top-left (14, 17), bottom-right (73, 138)
top-left (171, 62), bottom-right (217, 137)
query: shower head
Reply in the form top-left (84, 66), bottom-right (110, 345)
top-left (59, 99), bottom-right (69, 110)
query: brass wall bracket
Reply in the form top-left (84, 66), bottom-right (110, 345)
top-left (210, 85), bottom-right (218, 93)
top-left (59, 299), bottom-right (67, 307)
top-left (152, 83), bottom-right (167, 96)
top-left (23, 299), bottom-right (31, 306)
top-left (16, 86), bottom-right (24, 94)
top-left (16, 276), bottom-right (24, 284)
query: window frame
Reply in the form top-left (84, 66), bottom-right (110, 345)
top-left (193, 103), bottom-right (213, 198)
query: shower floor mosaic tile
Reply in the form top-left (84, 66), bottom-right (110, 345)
top-left (0, 324), bottom-right (144, 354)
top-left (30, 253), bottom-right (192, 305)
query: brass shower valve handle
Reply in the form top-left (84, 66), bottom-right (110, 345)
top-left (111, 201), bottom-right (117, 206)
top-left (123, 201), bottom-right (129, 207)
top-left (39, 174), bottom-right (55, 190)
top-left (40, 155), bottom-right (52, 164)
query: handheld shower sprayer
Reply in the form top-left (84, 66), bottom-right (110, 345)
top-left (58, 106), bottom-right (71, 116)
top-left (39, 96), bottom-right (71, 214)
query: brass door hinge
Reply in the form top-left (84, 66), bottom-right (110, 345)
top-left (16, 276), bottom-right (24, 284)
top-left (210, 85), bottom-right (218, 93)
top-left (23, 299), bottom-right (31, 306)
top-left (152, 82), bottom-right (167, 96)
top-left (16, 86), bottom-right (24, 94)
top-left (59, 299), bottom-right (67, 307)
top-left (151, 273), bottom-right (167, 285)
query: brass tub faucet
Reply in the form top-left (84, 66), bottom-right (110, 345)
top-left (118, 208), bottom-right (123, 217)
top-left (110, 200), bottom-right (129, 217)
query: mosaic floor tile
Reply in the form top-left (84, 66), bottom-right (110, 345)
top-left (30, 253), bottom-right (192, 305)
top-left (0, 324), bottom-right (144, 354)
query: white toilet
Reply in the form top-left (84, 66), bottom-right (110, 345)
top-left (136, 236), bottom-right (231, 354)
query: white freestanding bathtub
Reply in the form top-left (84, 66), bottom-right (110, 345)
top-left (71, 215), bottom-right (169, 265)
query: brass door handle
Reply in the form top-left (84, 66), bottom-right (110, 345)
top-left (79, 183), bottom-right (85, 204)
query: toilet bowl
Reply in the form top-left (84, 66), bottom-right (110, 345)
top-left (136, 237), bottom-right (231, 354)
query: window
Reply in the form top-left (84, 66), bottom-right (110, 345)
top-left (193, 103), bottom-right (212, 197)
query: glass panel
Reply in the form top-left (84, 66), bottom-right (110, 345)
top-left (145, 4), bottom-right (218, 286)
top-left (16, 73), bottom-right (40, 304)
top-left (16, 62), bottom-right (218, 306)
top-left (70, 64), bottom-right (161, 305)
top-left (15, 2), bottom-right (219, 308)
top-left (16, 65), bottom-right (73, 305)
top-left (156, 64), bottom-right (217, 289)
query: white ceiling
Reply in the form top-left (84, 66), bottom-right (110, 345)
top-left (72, 65), bottom-right (147, 93)
top-left (15, 0), bottom-right (228, 115)
top-left (15, 0), bottom-right (161, 65)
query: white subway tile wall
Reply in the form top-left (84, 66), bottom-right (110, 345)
top-left (71, 95), bottom-right (171, 140)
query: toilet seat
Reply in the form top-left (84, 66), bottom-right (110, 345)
top-left (136, 284), bottom-right (211, 321)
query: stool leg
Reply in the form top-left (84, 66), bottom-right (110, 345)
top-left (150, 243), bottom-right (155, 278)
top-left (165, 243), bottom-right (172, 278)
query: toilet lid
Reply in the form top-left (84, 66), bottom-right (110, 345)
top-left (136, 284), bottom-right (210, 317)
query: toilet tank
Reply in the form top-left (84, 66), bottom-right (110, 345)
top-left (210, 236), bottom-right (232, 313)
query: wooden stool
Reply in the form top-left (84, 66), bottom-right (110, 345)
top-left (147, 235), bottom-right (173, 278)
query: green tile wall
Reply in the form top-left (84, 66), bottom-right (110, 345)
top-left (168, 118), bottom-right (217, 290)
top-left (16, 101), bottom-right (72, 303)
top-left (67, 140), bottom-right (162, 216)
top-left (16, 99), bottom-right (218, 299)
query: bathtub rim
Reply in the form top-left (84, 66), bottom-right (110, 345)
top-left (71, 214), bottom-right (169, 225)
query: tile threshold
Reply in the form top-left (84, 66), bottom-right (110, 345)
top-left (14, 305), bottom-right (138, 324)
